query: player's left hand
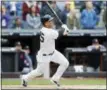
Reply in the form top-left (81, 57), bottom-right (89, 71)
top-left (63, 31), bottom-right (68, 36)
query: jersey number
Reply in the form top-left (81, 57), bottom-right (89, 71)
top-left (40, 32), bottom-right (44, 42)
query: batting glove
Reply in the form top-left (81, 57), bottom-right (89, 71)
top-left (61, 24), bottom-right (70, 32)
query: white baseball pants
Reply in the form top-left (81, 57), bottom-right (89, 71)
top-left (23, 50), bottom-right (69, 82)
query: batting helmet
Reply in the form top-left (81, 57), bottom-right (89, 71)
top-left (41, 14), bottom-right (54, 25)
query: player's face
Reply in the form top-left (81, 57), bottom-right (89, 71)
top-left (93, 42), bottom-right (99, 45)
top-left (48, 20), bottom-right (54, 28)
top-left (25, 49), bottom-right (30, 54)
top-left (45, 20), bottom-right (54, 28)
top-left (16, 45), bottom-right (22, 51)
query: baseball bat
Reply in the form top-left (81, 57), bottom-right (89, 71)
top-left (46, 2), bottom-right (70, 33)
top-left (46, 2), bottom-right (63, 25)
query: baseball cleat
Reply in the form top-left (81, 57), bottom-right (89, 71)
top-left (22, 79), bottom-right (27, 87)
top-left (21, 75), bottom-right (27, 87)
top-left (50, 79), bottom-right (60, 87)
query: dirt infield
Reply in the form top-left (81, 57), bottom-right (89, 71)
top-left (2, 85), bottom-right (106, 89)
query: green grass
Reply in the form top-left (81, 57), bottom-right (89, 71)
top-left (2, 78), bottom-right (106, 85)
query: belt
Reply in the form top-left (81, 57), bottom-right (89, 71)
top-left (43, 51), bottom-right (54, 56)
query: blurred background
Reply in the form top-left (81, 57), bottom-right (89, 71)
top-left (1, 1), bottom-right (107, 78)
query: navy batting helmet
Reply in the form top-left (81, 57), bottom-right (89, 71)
top-left (41, 14), bottom-right (54, 25)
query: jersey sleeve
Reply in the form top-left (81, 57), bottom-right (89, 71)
top-left (50, 30), bottom-right (59, 39)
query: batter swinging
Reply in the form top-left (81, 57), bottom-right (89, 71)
top-left (21, 14), bottom-right (69, 88)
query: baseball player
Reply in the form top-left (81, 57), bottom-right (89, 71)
top-left (21, 14), bottom-right (69, 87)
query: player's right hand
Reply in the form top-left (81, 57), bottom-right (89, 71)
top-left (61, 24), bottom-right (69, 36)
top-left (61, 24), bottom-right (70, 33)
